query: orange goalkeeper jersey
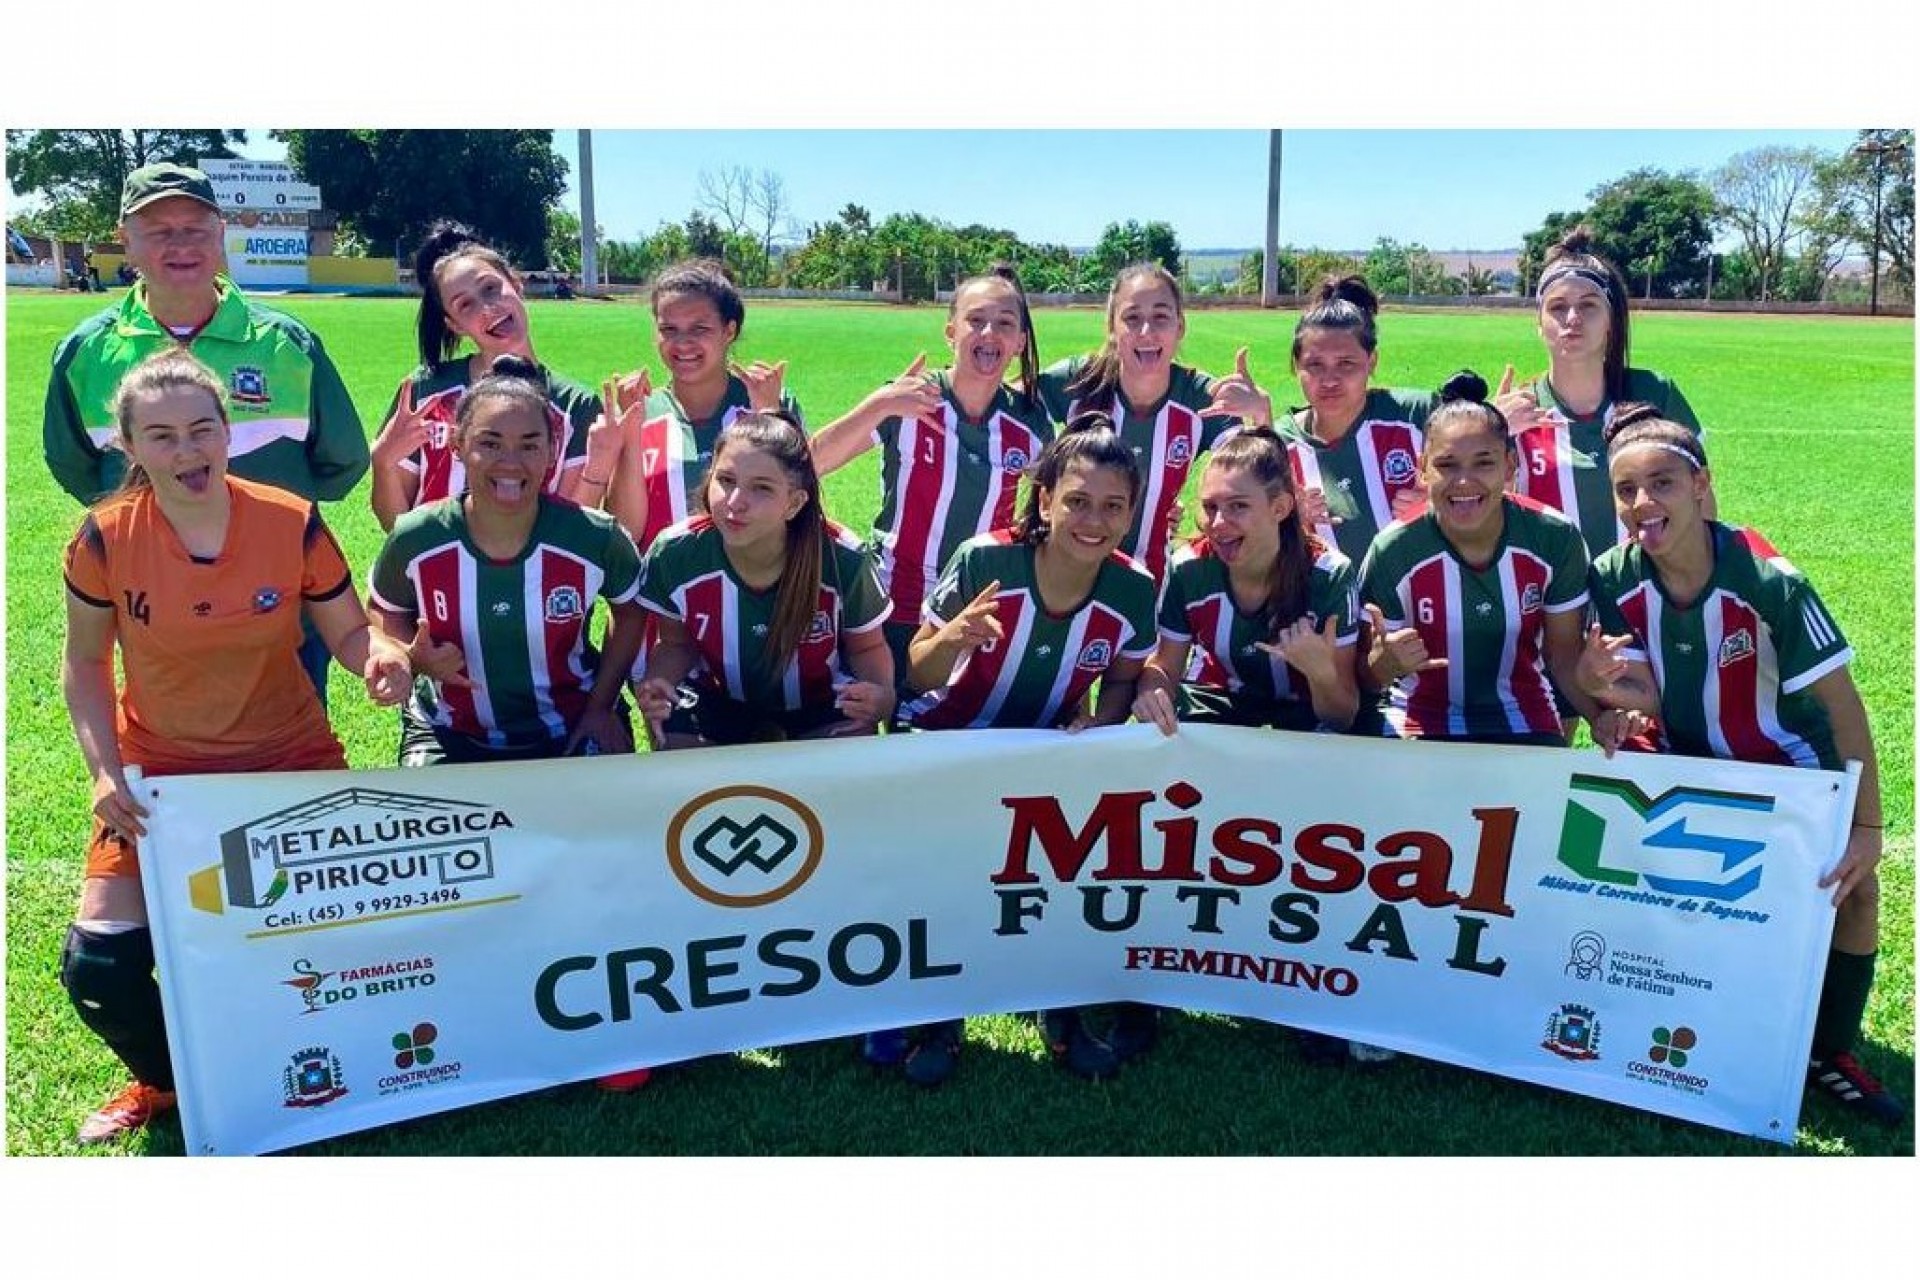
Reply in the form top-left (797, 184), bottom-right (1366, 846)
top-left (64, 475), bottom-right (351, 773)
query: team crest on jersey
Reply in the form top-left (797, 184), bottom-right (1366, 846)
top-left (1718, 629), bottom-right (1755, 668)
top-left (1382, 448), bottom-right (1416, 485)
top-left (1519, 583), bottom-right (1544, 614)
top-left (1076, 639), bottom-right (1114, 672)
top-left (1001, 447), bottom-right (1030, 474)
top-left (230, 366), bottom-right (270, 406)
top-left (545, 585), bottom-right (584, 623)
top-left (254, 587), bottom-right (282, 613)
top-left (803, 610), bottom-right (833, 644)
top-left (1167, 436), bottom-right (1193, 468)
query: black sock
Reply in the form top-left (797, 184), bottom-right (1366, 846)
top-left (1811, 949), bottom-right (1876, 1060)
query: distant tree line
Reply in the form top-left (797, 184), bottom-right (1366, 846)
top-left (9, 129), bottom-right (1910, 306)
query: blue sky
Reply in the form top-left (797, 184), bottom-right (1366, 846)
top-left (216, 128), bottom-right (1863, 254)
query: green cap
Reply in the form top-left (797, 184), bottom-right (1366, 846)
top-left (120, 163), bottom-right (220, 220)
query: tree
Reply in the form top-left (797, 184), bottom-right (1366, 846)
top-left (745, 169), bottom-right (789, 268)
top-left (6, 129), bottom-right (245, 240)
top-left (1711, 146), bottom-right (1828, 301)
top-left (696, 166), bottom-right (754, 238)
top-left (1583, 169), bottom-right (1715, 299)
top-left (1810, 129), bottom-right (1914, 300)
top-left (1517, 210), bottom-right (1587, 295)
top-left (682, 211), bottom-right (728, 261)
top-left (1460, 262), bottom-right (1498, 297)
top-left (277, 129), bottom-right (567, 269)
top-left (1360, 237), bottom-right (1450, 297)
top-left (1088, 219), bottom-right (1183, 279)
top-left (545, 208), bottom-right (604, 277)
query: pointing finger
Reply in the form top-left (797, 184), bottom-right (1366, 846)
top-left (1496, 363), bottom-right (1515, 398)
top-left (1234, 346), bottom-right (1250, 380)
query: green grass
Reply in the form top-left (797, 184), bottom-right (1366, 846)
top-left (5, 290), bottom-right (1912, 1155)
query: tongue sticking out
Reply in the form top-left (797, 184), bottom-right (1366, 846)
top-left (179, 466), bottom-right (211, 494)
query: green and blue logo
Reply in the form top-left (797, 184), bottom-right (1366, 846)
top-left (1557, 775), bottom-right (1774, 902)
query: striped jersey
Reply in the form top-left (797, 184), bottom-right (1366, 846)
top-left (902, 530), bottom-right (1157, 730)
top-left (1279, 387), bottom-right (1435, 564)
top-left (369, 497), bottom-right (643, 749)
top-left (1513, 367), bottom-right (1699, 557)
top-left (1158, 537), bottom-right (1358, 725)
top-left (1589, 522), bottom-right (1849, 769)
top-left (637, 516), bottom-right (889, 713)
top-left (866, 370), bottom-right (1051, 626)
top-left (634, 377), bottom-right (804, 552)
top-left (384, 358), bottom-right (597, 509)
top-left (1037, 357), bottom-right (1236, 581)
top-left (1357, 496), bottom-right (1590, 739)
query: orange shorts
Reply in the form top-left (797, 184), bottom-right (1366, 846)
top-left (84, 734), bottom-right (348, 879)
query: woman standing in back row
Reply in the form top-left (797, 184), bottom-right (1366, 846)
top-left (810, 264), bottom-right (1052, 687)
top-left (1497, 225), bottom-right (1707, 558)
top-left (1037, 263), bottom-right (1275, 582)
top-left (605, 259), bottom-right (802, 555)
top-left (1277, 275), bottom-right (1436, 566)
top-left (369, 221), bottom-right (622, 530)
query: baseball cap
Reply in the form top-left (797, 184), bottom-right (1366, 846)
top-left (120, 163), bottom-right (219, 220)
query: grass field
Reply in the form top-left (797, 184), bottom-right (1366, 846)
top-left (4, 290), bottom-right (1913, 1156)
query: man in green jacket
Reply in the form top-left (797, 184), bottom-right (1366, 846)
top-left (43, 162), bottom-right (370, 697)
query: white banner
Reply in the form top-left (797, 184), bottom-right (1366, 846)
top-left (138, 726), bottom-right (1848, 1155)
top-left (222, 226), bottom-right (308, 288)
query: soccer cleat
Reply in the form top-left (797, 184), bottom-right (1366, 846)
top-left (1807, 1052), bottom-right (1906, 1126)
top-left (1037, 1009), bottom-right (1121, 1081)
top-left (1347, 1041), bottom-right (1399, 1066)
top-left (77, 1081), bottom-right (176, 1145)
top-left (902, 1022), bottom-right (963, 1088)
top-left (1108, 1003), bottom-right (1161, 1064)
top-left (861, 1028), bottom-right (911, 1068)
top-left (1294, 1028), bottom-right (1349, 1066)
top-left (595, 1067), bottom-right (654, 1093)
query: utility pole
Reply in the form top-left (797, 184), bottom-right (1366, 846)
top-left (1853, 132), bottom-right (1908, 317)
top-left (1262, 130), bottom-right (1282, 307)
top-left (578, 129), bottom-right (599, 294)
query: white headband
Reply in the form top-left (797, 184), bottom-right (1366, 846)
top-left (1612, 439), bottom-right (1703, 471)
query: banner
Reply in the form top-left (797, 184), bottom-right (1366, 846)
top-left (222, 225), bottom-right (308, 288)
top-left (138, 726), bottom-right (1849, 1155)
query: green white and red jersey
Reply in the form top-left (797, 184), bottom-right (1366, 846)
top-left (1512, 367), bottom-right (1699, 557)
top-left (369, 496), bottom-right (642, 749)
top-left (1357, 495), bottom-right (1589, 739)
top-left (903, 530), bottom-right (1158, 730)
top-left (1158, 537), bottom-right (1358, 708)
top-left (634, 377), bottom-right (804, 552)
top-left (1279, 387), bottom-right (1435, 564)
top-left (866, 370), bottom-right (1052, 626)
top-left (637, 516), bottom-right (888, 712)
top-left (1038, 357), bottom-right (1237, 581)
top-left (384, 358), bottom-right (598, 508)
top-left (1590, 522), bottom-right (1850, 770)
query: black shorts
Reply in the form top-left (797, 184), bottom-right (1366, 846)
top-left (662, 685), bottom-right (849, 746)
top-left (1178, 683), bottom-right (1326, 733)
top-left (397, 699), bottom-right (628, 765)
